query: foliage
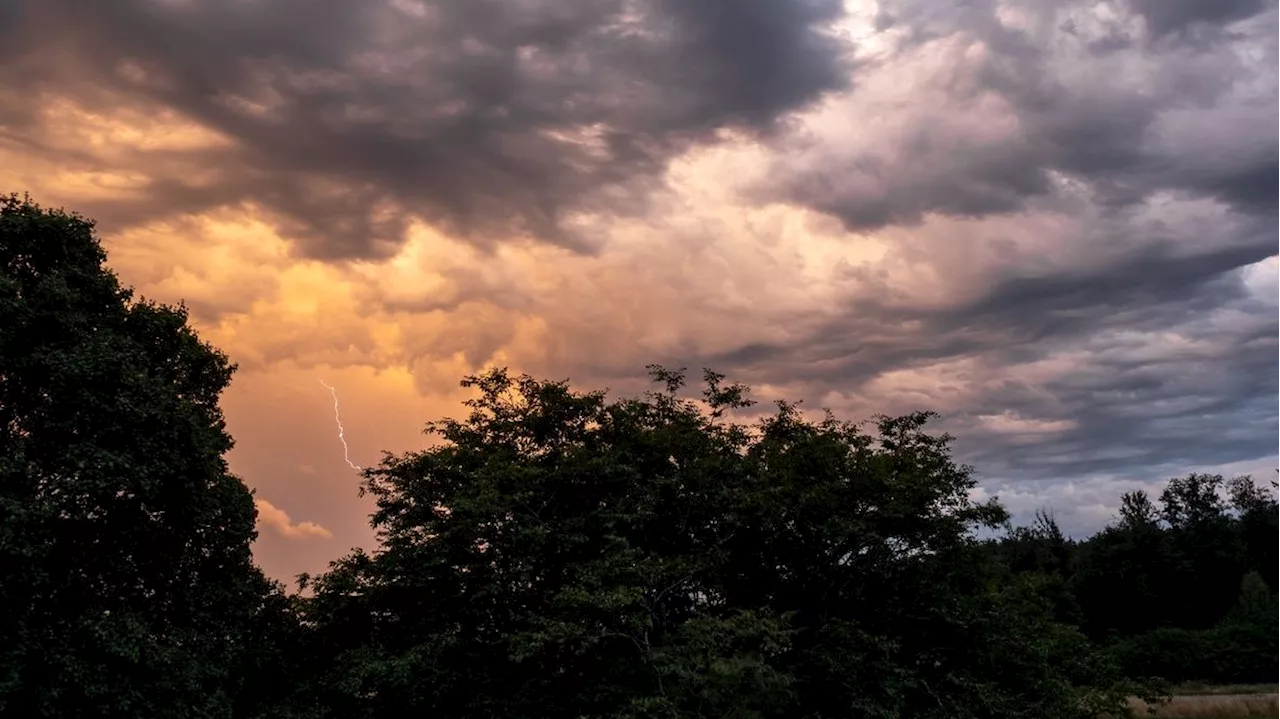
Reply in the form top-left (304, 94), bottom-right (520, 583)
top-left (1000, 469), bottom-right (1278, 688)
top-left (0, 194), bottom-right (274, 718)
top-left (300, 366), bottom-right (1140, 718)
top-left (1105, 611), bottom-right (1277, 688)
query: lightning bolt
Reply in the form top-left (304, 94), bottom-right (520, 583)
top-left (318, 379), bottom-right (362, 471)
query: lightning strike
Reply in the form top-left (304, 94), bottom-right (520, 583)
top-left (318, 379), bottom-right (362, 471)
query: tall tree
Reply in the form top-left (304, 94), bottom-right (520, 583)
top-left (0, 195), bottom-right (272, 718)
top-left (1226, 475), bottom-right (1278, 592)
top-left (1158, 474), bottom-right (1243, 629)
top-left (991, 510), bottom-right (1081, 626)
top-left (306, 366), bottom-right (1141, 718)
top-left (1071, 489), bottom-right (1175, 640)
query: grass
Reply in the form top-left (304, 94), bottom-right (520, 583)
top-left (1127, 692), bottom-right (1278, 718)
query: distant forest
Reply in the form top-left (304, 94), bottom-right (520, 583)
top-left (993, 473), bottom-right (1276, 684)
top-left (2, 193), bottom-right (1276, 719)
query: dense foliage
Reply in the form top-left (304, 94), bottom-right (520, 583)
top-left (0, 195), bottom-right (285, 718)
top-left (994, 473), bottom-right (1278, 687)
top-left (0, 196), bottom-right (1274, 718)
top-left (284, 369), bottom-right (1154, 719)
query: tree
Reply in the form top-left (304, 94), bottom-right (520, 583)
top-left (306, 366), bottom-right (1141, 718)
top-left (1071, 489), bottom-right (1175, 640)
top-left (1157, 474), bottom-right (1244, 629)
top-left (991, 510), bottom-right (1082, 626)
top-left (1220, 571), bottom-right (1276, 630)
top-left (1117, 490), bottom-right (1159, 530)
top-left (0, 195), bottom-right (273, 717)
top-left (1226, 476), bottom-right (1278, 592)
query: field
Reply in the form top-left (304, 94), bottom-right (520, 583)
top-left (1126, 685), bottom-right (1278, 718)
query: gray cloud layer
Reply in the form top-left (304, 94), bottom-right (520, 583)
top-left (4, 0), bottom-right (848, 257)
top-left (769, 0), bottom-right (1278, 229)
top-left (1130, 0), bottom-right (1269, 37)
top-left (730, 0), bottom-right (1276, 509)
top-left (1, 0), bottom-right (1275, 539)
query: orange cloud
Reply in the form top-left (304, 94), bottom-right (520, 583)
top-left (254, 498), bottom-right (333, 541)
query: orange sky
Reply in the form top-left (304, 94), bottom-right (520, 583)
top-left (2, 0), bottom-right (1276, 583)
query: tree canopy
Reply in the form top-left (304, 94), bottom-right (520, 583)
top-left (289, 367), bottom-right (1145, 719)
top-left (0, 195), bottom-right (278, 718)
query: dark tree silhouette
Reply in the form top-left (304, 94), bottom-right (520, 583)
top-left (0, 195), bottom-right (278, 718)
top-left (295, 367), bottom-right (1142, 718)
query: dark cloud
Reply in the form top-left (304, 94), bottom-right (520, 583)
top-left (555, 0), bottom-right (1279, 521)
top-left (961, 281), bottom-right (1277, 477)
top-left (0, 0), bottom-right (1274, 554)
top-left (941, 233), bottom-right (1276, 340)
top-left (719, 0), bottom-right (1278, 506)
top-left (684, 203), bottom-right (1277, 490)
top-left (779, 137), bottom-right (1055, 230)
top-left (717, 243), bottom-right (1265, 379)
top-left (765, 0), bottom-right (1278, 232)
top-left (1128, 0), bottom-right (1270, 37)
top-left (1169, 149), bottom-right (1279, 214)
top-left (1, 0), bottom-right (850, 258)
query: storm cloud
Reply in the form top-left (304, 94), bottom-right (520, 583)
top-left (0, 0), bottom-right (1274, 576)
top-left (766, 0), bottom-right (1278, 230)
top-left (3, 0), bottom-right (849, 258)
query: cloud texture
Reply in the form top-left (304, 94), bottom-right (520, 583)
top-left (1, 0), bottom-right (1275, 579)
top-left (255, 498), bottom-right (334, 541)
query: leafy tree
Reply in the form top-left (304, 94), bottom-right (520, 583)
top-left (1157, 474), bottom-right (1244, 629)
top-left (1107, 572), bottom-right (1278, 685)
top-left (1117, 490), bottom-right (1159, 530)
top-left (1226, 476), bottom-right (1278, 592)
top-left (1070, 492), bottom-right (1175, 640)
top-left (0, 195), bottom-right (273, 717)
top-left (1158, 474), bottom-right (1228, 529)
top-left (1071, 473), bottom-right (1264, 643)
top-left (1210, 571), bottom-right (1279, 684)
top-left (306, 366), bottom-right (1140, 718)
top-left (991, 510), bottom-right (1081, 625)
top-left (1043, 474), bottom-right (1277, 686)
top-left (231, 580), bottom-right (323, 719)
top-left (1220, 571), bottom-right (1276, 630)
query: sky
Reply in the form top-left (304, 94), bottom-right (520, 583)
top-left (1, 0), bottom-right (1276, 583)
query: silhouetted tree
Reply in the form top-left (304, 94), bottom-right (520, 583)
top-left (0, 195), bottom-right (274, 718)
top-left (1071, 489), bottom-right (1174, 640)
top-left (1157, 474), bottom-right (1244, 629)
top-left (1117, 490), bottom-right (1159, 529)
top-left (301, 367), bottom-right (1142, 718)
top-left (1227, 476), bottom-right (1279, 592)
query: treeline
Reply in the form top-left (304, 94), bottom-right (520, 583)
top-left (989, 473), bottom-right (1278, 686)
top-left (2, 195), bottom-right (1276, 718)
